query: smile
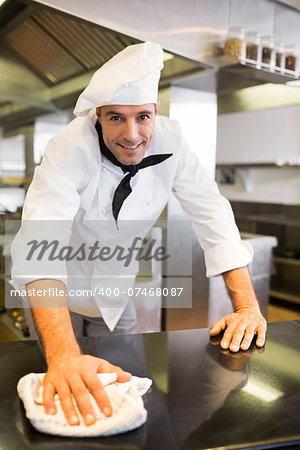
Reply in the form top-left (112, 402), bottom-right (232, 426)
top-left (118, 142), bottom-right (142, 150)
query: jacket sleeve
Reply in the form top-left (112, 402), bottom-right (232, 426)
top-left (10, 135), bottom-right (81, 293)
top-left (172, 131), bottom-right (253, 278)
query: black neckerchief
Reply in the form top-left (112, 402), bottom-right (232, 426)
top-left (95, 120), bottom-right (172, 223)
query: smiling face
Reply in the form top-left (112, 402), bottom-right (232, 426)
top-left (96, 103), bottom-right (159, 165)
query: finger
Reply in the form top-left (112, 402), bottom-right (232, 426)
top-left (43, 380), bottom-right (57, 415)
top-left (115, 370), bottom-right (132, 383)
top-left (83, 372), bottom-right (112, 418)
top-left (255, 324), bottom-right (266, 347)
top-left (69, 374), bottom-right (98, 425)
top-left (209, 317), bottom-right (227, 336)
top-left (56, 380), bottom-right (80, 426)
top-left (220, 323), bottom-right (238, 350)
top-left (228, 324), bottom-right (248, 352)
top-left (240, 326), bottom-right (256, 351)
top-left (96, 360), bottom-right (131, 383)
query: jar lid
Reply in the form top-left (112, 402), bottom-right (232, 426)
top-left (246, 31), bottom-right (260, 38)
top-left (229, 25), bottom-right (244, 33)
top-left (261, 35), bottom-right (274, 42)
top-left (227, 25), bottom-right (244, 38)
top-left (285, 43), bottom-right (298, 50)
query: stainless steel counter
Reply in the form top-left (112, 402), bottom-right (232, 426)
top-left (0, 320), bottom-right (300, 449)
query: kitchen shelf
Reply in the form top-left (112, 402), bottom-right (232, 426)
top-left (232, 208), bottom-right (300, 307)
top-left (220, 60), bottom-right (299, 83)
top-left (269, 289), bottom-right (300, 305)
top-left (216, 163), bottom-right (300, 168)
top-left (245, 214), bottom-right (300, 228)
top-left (216, 59), bottom-right (299, 94)
top-left (273, 256), bottom-right (300, 267)
top-left (173, 57), bottom-right (300, 94)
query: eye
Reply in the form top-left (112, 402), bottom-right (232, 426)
top-left (110, 116), bottom-right (123, 121)
top-left (138, 115), bottom-right (150, 121)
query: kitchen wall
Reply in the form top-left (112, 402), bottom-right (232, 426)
top-left (216, 96), bottom-right (300, 205)
top-left (217, 104), bottom-right (300, 165)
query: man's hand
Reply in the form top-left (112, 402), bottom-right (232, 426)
top-left (209, 306), bottom-right (266, 352)
top-left (43, 354), bottom-right (131, 426)
top-left (209, 267), bottom-right (267, 352)
top-left (26, 280), bottom-right (132, 426)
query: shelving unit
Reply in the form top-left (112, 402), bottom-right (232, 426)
top-left (233, 209), bottom-right (300, 306)
top-left (273, 256), bottom-right (300, 268)
top-left (269, 289), bottom-right (300, 305)
top-left (216, 163), bottom-right (300, 169)
top-left (216, 59), bottom-right (299, 94)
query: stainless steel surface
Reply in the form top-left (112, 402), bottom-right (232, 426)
top-left (1, 0), bottom-right (300, 129)
top-left (0, 1), bottom-right (140, 128)
top-left (231, 201), bottom-right (300, 306)
top-left (32, 0), bottom-right (300, 66)
top-left (0, 1), bottom-right (203, 129)
top-left (276, 0), bottom-right (300, 11)
top-left (1, 321), bottom-right (300, 449)
top-left (4, 8), bottom-right (137, 85)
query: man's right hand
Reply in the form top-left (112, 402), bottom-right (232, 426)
top-left (43, 354), bottom-right (132, 426)
top-left (26, 281), bottom-right (132, 426)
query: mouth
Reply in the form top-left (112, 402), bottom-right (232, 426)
top-left (118, 142), bottom-right (143, 151)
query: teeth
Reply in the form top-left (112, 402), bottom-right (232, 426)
top-left (121, 143), bottom-right (140, 149)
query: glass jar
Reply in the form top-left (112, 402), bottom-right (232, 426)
top-left (274, 40), bottom-right (284, 72)
top-left (284, 44), bottom-right (298, 75)
top-left (245, 31), bottom-right (261, 67)
top-left (224, 26), bottom-right (245, 60)
top-left (261, 36), bottom-right (275, 70)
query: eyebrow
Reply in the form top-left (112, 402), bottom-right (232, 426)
top-left (104, 109), bottom-right (154, 117)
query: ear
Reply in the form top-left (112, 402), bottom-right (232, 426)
top-left (96, 107), bottom-right (101, 122)
top-left (154, 101), bottom-right (160, 116)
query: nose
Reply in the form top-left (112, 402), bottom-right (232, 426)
top-left (121, 119), bottom-right (139, 143)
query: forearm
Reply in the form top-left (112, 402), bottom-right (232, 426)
top-left (222, 266), bottom-right (261, 312)
top-left (26, 279), bottom-right (80, 365)
top-left (26, 279), bottom-right (131, 425)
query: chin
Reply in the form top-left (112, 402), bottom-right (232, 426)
top-left (122, 157), bottom-right (142, 166)
top-left (118, 151), bottom-right (146, 166)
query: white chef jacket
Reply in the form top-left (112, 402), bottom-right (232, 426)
top-left (11, 111), bottom-right (253, 330)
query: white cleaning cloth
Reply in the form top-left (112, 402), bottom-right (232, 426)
top-left (17, 372), bottom-right (152, 437)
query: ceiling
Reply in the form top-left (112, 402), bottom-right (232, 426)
top-left (0, 0), bottom-right (202, 130)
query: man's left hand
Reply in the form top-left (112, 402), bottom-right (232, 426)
top-left (209, 307), bottom-right (267, 352)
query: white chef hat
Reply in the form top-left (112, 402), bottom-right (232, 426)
top-left (73, 41), bottom-right (164, 116)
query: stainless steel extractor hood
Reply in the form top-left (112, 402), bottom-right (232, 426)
top-left (276, 0), bottom-right (300, 11)
top-left (0, 0), bottom-right (203, 130)
top-left (1, 0), bottom-right (300, 130)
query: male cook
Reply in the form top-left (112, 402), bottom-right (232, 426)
top-left (11, 42), bottom-right (266, 427)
